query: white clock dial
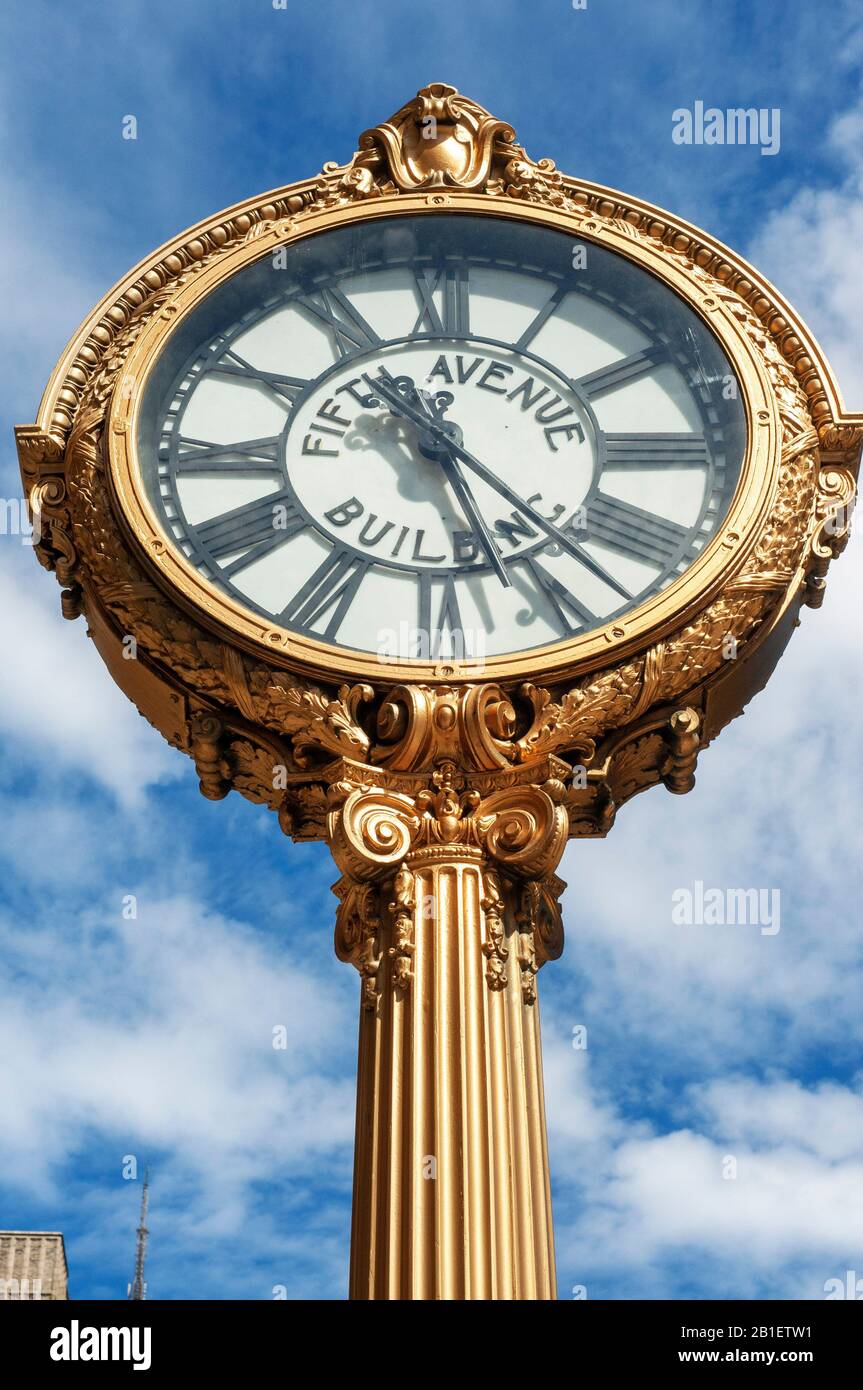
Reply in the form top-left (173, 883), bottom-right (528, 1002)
top-left (138, 215), bottom-right (746, 660)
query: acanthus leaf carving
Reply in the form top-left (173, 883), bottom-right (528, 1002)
top-left (266, 681), bottom-right (374, 766)
top-left (328, 761), bottom-right (570, 1003)
top-left (480, 868), bottom-right (508, 991)
top-left (334, 879), bottom-right (383, 1012)
top-left (516, 878), bottom-right (565, 1004)
top-left (388, 862), bottom-right (415, 993)
top-left (297, 82), bottom-right (571, 213)
top-left (804, 464), bottom-right (856, 608)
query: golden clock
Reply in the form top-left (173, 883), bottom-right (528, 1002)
top-left (16, 84), bottom-right (861, 1300)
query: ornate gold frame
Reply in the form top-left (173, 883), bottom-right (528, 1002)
top-left (107, 192), bottom-right (777, 686)
top-left (15, 82), bottom-right (861, 828)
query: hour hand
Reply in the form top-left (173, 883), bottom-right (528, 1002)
top-left (436, 451), bottom-right (512, 589)
top-left (363, 370), bottom-right (424, 422)
top-left (363, 372), bottom-right (512, 589)
top-left (410, 387), bottom-right (512, 590)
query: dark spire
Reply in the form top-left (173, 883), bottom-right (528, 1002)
top-left (127, 1168), bottom-right (149, 1300)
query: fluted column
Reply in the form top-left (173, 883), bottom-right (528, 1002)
top-left (330, 764), bottom-right (568, 1300)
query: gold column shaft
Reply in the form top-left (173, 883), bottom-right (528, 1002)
top-left (348, 851), bottom-right (557, 1300)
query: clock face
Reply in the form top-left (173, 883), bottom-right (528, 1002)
top-left (137, 214), bottom-right (747, 662)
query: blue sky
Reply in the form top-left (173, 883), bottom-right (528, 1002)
top-left (1, 0), bottom-right (862, 1300)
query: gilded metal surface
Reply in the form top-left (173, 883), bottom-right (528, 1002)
top-left (13, 84), bottom-right (861, 1301)
top-left (14, 87), bottom-right (859, 811)
top-left (100, 197), bottom-right (786, 688)
top-left (334, 836), bottom-right (564, 1298)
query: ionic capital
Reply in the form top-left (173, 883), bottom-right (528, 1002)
top-left (329, 761), bottom-right (569, 1002)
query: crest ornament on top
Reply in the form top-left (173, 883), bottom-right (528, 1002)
top-left (361, 82), bottom-right (515, 190)
top-left (317, 81), bottom-right (563, 202)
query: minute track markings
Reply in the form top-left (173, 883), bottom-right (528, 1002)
top-left (147, 219), bottom-right (744, 656)
top-left (174, 349), bottom-right (701, 601)
top-left (205, 348), bottom-right (309, 410)
top-left (296, 286), bottom-right (382, 357)
top-left (194, 488), bottom-right (306, 577)
top-left (601, 432), bottom-right (711, 470)
top-left (280, 547), bottom-right (370, 641)
top-left (172, 435), bottom-right (283, 478)
top-left (584, 493), bottom-right (691, 568)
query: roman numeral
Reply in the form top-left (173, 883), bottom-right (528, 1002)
top-left (411, 266), bottom-right (470, 335)
top-left (280, 548), bottom-right (369, 640)
top-left (585, 494), bottom-right (690, 568)
top-left (602, 432), bottom-right (710, 469)
top-left (173, 435), bottom-right (282, 478)
top-left (418, 573), bottom-right (466, 658)
top-left (195, 488), bottom-right (305, 576)
top-left (522, 555), bottom-right (597, 635)
top-left (514, 287), bottom-right (567, 351)
top-left (574, 345), bottom-right (669, 397)
top-left (208, 350), bottom-right (309, 409)
top-left (296, 287), bottom-right (381, 357)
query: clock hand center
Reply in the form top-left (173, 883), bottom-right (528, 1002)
top-left (415, 389), bottom-right (465, 462)
top-left (364, 375), bottom-right (631, 603)
top-left (363, 371), bottom-right (511, 589)
top-left (368, 372), bottom-right (465, 459)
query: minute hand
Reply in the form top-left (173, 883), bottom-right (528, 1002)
top-left (367, 377), bottom-right (630, 601)
top-left (409, 388), bottom-right (512, 589)
top-left (449, 442), bottom-right (632, 600)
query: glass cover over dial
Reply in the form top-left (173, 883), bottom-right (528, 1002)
top-left (138, 214), bottom-right (747, 661)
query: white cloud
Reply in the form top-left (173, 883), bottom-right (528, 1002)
top-left (749, 100), bottom-right (863, 404)
top-left (0, 892), bottom-right (355, 1203)
top-left (545, 93), bottom-right (863, 1298)
top-left (590, 1128), bottom-right (863, 1266)
top-left (548, 93), bottom-right (863, 1066)
top-left (0, 555), bottom-right (181, 805)
top-left (692, 1075), bottom-right (863, 1163)
top-left (549, 1065), bottom-right (863, 1297)
top-left (2, 17), bottom-right (863, 1302)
